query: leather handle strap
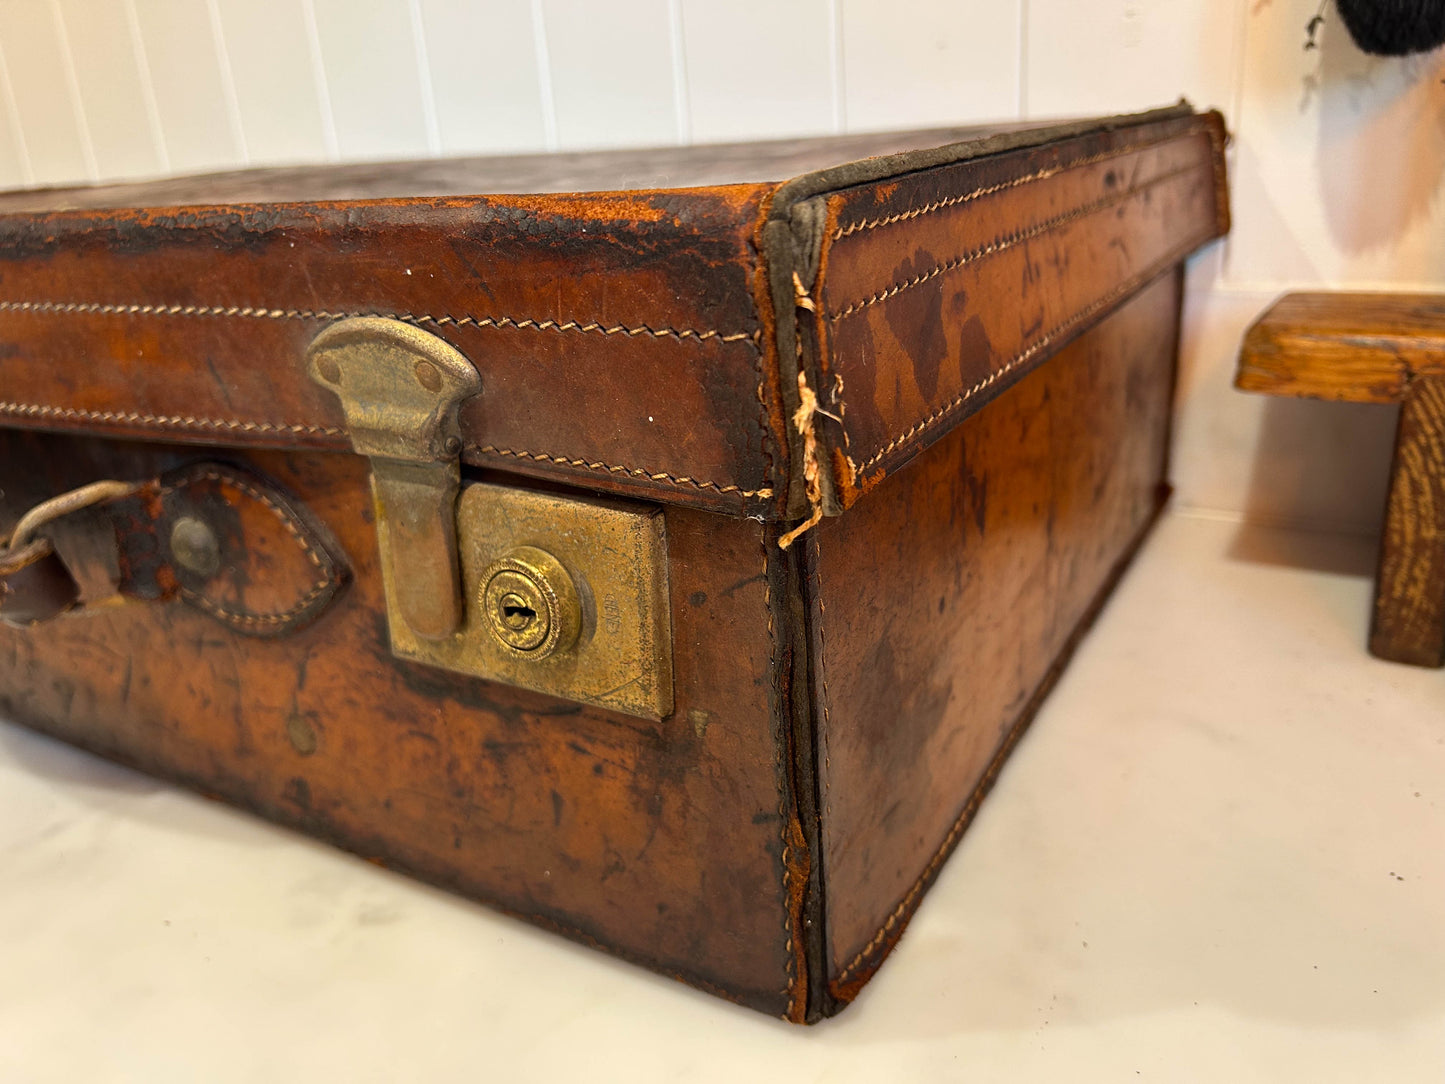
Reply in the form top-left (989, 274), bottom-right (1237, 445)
top-left (0, 479), bottom-right (142, 626)
top-left (6, 480), bottom-right (143, 555)
top-left (0, 463), bottom-right (350, 636)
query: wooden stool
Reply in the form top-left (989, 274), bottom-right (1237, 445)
top-left (1237, 293), bottom-right (1445, 666)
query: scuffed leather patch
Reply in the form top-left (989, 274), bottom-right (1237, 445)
top-left (114, 463), bottom-right (349, 637)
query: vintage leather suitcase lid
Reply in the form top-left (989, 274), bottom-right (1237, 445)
top-left (0, 105), bottom-right (1227, 524)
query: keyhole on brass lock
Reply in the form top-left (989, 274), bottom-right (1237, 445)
top-left (499, 594), bottom-right (538, 630)
top-left (480, 546), bottom-right (581, 660)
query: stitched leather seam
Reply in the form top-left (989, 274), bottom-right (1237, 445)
top-left (828, 160), bottom-right (1207, 320)
top-left (183, 584), bottom-right (332, 628)
top-left (831, 129), bottom-right (1201, 240)
top-left (173, 467), bottom-right (335, 629)
top-left (745, 220), bottom-right (777, 511)
top-left (0, 299), bottom-right (756, 345)
top-left (189, 468), bottom-right (326, 574)
top-left (0, 401), bottom-right (344, 438)
top-left (0, 408), bottom-right (773, 502)
top-left (751, 316), bottom-right (776, 506)
top-left (474, 443), bottom-right (773, 500)
top-left (845, 227), bottom-right (1212, 479)
top-left (760, 533), bottom-right (797, 1010)
top-left (813, 547), bottom-right (834, 988)
top-left (816, 560), bottom-right (832, 827)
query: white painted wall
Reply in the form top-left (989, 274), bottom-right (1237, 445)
top-left (0, 0), bottom-right (1438, 535)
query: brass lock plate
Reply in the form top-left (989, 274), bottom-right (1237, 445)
top-left (386, 482), bottom-right (673, 721)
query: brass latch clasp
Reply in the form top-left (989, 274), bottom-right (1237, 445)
top-left (306, 317), bottom-right (672, 721)
top-left (307, 317), bottom-right (481, 641)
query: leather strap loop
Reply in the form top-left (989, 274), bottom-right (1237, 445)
top-left (0, 478), bottom-right (135, 627)
top-left (0, 463), bottom-right (349, 635)
top-left (6, 480), bottom-right (142, 554)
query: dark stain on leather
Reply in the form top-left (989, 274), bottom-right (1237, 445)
top-left (0, 206), bottom-right (304, 261)
top-left (843, 634), bottom-right (949, 881)
top-left (964, 460), bottom-right (988, 536)
top-left (848, 319), bottom-right (887, 456)
top-left (284, 776), bottom-right (312, 809)
top-left (699, 348), bottom-right (765, 488)
top-left (391, 648), bottom-right (589, 726)
top-left (112, 483), bottom-right (177, 603)
top-left (883, 249), bottom-right (948, 401)
top-left (957, 313), bottom-right (994, 392)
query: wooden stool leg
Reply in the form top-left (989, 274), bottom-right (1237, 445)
top-left (1371, 375), bottom-right (1445, 666)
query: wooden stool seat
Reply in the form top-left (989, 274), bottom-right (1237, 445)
top-left (1238, 292), bottom-right (1445, 666)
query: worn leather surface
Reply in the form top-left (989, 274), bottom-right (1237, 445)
top-left (0, 125), bottom-right (1043, 210)
top-left (0, 438), bottom-right (800, 1016)
top-left (0, 113), bottom-right (1227, 1021)
top-left (796, 111), bottom-right (1225, 512)
top-left (807, 274), bottom-right (1181, 1006)
top-left (0, 110), bottom-right (1225, 524)
top-left (0, 186), bottom-right (783, 517)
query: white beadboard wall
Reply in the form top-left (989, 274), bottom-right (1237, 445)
top-left (0, 0), bottom-right (1440, 534)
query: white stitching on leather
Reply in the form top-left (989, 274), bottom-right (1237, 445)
top-left (844, 230), bottom-right (1212, 480)
top-left (0, 299), bottom-right (757, 345)
top-left (830, 129), bottom-right (1201, 240)
top-left (474, 443), bottom-right (773, 500)
top-left (828, 160), bottom-right (1207, 319)
top-left (0, 401), bottom-right (344, 437)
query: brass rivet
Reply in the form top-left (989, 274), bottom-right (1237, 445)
top-left (316, 357), bottom-right (341, 384)
top-left (286, 712), bottom-right (318, 756)
top-left (480, 546), bottom-right (581, 660)
top-left (414, 360), bottom-right (442, 391)
top-left (169, 516), bottom-right (220, 577)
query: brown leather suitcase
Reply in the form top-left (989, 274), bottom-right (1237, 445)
top-left (0, 104), bottom-right (1228, 1021)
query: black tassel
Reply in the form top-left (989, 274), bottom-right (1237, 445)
top-left (1333, 0), bottom-right (1445, 55)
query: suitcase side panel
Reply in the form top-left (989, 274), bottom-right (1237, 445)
top-left (799, 112), bottom-right (1225, 513)
top-left (809, 272), bottom-right (1182, 1006)
top-left (0, 439), bottom-right (797, 1013)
